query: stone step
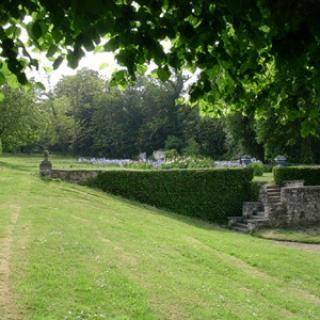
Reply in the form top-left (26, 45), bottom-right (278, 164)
top-left (267, 192), bottom-right (281, 196)
top-left (246, 217), bottom-right (268, 222)
top-left (253, 214), bottom-right (266, 218)
top-left (235, 222), bottom-right (249, 228)
top-left (268, 195), bottom-right (281, 199)
top-left (270, 209), bottom-right (285, 214)
top-left (267, 191), bottom-right (281, 195)
top-left (268, 199), bottom-right (281, 203)
top-left (270, 203), bottom-right (283, 207)
top-left (232, 225), bottom-right (250, 233)
top-left (266, 185), bottom-right (280, 189)
top-left (227, 216), bottom-right (244, 226)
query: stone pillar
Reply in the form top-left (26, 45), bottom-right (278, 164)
top-left (39, 150), bottom-right (52, 177)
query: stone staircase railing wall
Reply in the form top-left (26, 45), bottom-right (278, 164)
top-left (229, 180), bottom-right (320, 232)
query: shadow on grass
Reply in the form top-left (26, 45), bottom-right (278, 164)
top-left (2, 160), bottom-right (242, 236)
top-left (0, 160), bottom-right (36, 173)
top-left (50, 178), bottom-right (233, 234)
top-left (254, 226), bottom-right (320, 244)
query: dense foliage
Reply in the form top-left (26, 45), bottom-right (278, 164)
top-left (0, 85), bottom-right (45, 152)
top-left (1, 68), bottom-right (320, 164)
top-left (1, 1), bottom-right (320, 137)
top-left (39, 69), bottom-right (227, 158)
top-left (248, 162), bottom-right (264, 177)
top-left (273, 166), bottom-right (320, 186)
top-left (225, 111), bottom-right (320, 163)
top-left (160, 156), bottom-right (214, 169)
top-left (92, 168), bottom-right (253, 222)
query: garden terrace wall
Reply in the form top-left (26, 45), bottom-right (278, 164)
top-left (273, 166), bottom-right (320, 186)
top-left (281, 186), bottom-right (320, 225)
top-left (91, 168), bottom-right (253, 222)
top-left (50, 169), bottom-right (100, 184)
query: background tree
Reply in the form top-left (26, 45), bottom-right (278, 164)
top-left (0, 85), bottom-right (45, 152)
top-left (37, 69), bottom-right (227, 159)
top-left (53, 69), bottom-right (105, 154)
top-left (39, 95), bottom-right (76, 154)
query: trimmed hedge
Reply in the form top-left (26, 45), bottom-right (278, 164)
top-left (92, 168), bottom-right (253, 222)
top-left (273, 166), bottom-right (320, 186)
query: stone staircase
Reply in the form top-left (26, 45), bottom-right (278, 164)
top-left (228, 184), bottom-right (283, 233)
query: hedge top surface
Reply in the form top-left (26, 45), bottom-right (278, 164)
top-left (273, 166), bottom-right (320, 186)
top-left (95, 167), bottom-right (254, 173)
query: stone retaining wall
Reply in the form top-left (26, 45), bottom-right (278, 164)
top-left (50, 169), bottom-right (100, 184)
top-left (281, 186), bottom-right (320, 225)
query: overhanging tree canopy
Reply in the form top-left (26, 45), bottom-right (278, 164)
top-left (1, 0), bottom-right (320, 135)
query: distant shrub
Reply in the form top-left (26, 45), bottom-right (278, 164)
top-left (164, 135), bottom-right (184, 151)
top-left (165, 149), bottom-right (179, 160)
top-left (182, 138), bottom-right (201, 156)
top-left (250, 181), bottom-right (263, 201)
top-left (160, 156), bottom-right (214, 169)
top-left (248, 162), bottom-right (264, 176)
top-left (91, 168), bottom-right (254, 222)
top-left (123, 162), bottom-right (154, 170)
top-left (273, 166), bottom-right (320, 185)
top-left (263, 164), bottom-right (273, 173)
top-left (0, 139), bottom-right (2, 155)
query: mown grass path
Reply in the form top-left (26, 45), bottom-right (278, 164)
top-left (0, 156), bottom-right (320, 319)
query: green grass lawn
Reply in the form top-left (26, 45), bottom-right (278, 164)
top-left (0, 155), bottom-right (320, 319)
top-left (1, 153), bottom-right (123, 171)
top-left (253, 172), bottom-right (274, 184)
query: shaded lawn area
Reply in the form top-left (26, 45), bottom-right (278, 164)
top-left (256, 227), bottom-right (320, 244)
top-left (0, 156), bottom-right (319, 319)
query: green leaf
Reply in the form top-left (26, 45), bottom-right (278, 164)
top-left (82, 37), bottom-right (95, 51)
top-left (67, 48), bottom-right (83, 68)
top-left (47, 44), bottom-right (58, 58)
top-left (31, 20), bottom-right (43, 39)
top-left (67, 54), bottom-right (79, 69)
top-left (53, 56), bottom-right (63, 69)
top-left (104, 37), bottom-right (120, 51)
top-left (0, 72), bottom-right (5, 86)
top-left (35, 82), bottom-right (46, 91)
top-left (52, 28), bottom-right (63, 43)
top-left (44, 66), bottom-right (53, 73)
top-left (137, 64), bottom-right (147, 75)
top-left (0, 92), bottom-right (5, 102)
top-left (94, 45), bottom-right (105, 53)
top-left (157, 66), bottom-right (170, 81)
top-left (110, 69), bottom-right (129, 88)
top-left (259, 25), bottom-right (270, 33)
top-left (99, 62), bottom-right (109, 70)
top-left (17, 73), bottom-right (28, 85)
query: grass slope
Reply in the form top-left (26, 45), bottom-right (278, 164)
top-left (0, 156), bottom-right (320, 319)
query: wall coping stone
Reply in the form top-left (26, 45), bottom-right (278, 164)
top-left (282, 185), bottom-right (320, 191)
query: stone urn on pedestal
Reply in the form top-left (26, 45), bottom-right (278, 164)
top-left (39, 150), bottom-right (52, 177)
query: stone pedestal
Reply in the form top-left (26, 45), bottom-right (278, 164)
top-left (39, 151), bottom-right (52, 177)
